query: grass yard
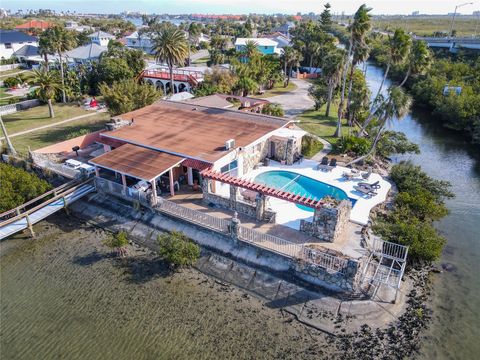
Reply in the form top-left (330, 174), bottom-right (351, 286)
top-left (11, 116), bottom-right (110, 153)
top-left (2, 104), bottom-right (107, 135)
top-left (298, 102), bottom-right (348, 145)
top-left (0, 68), bottom-right (25, 78)
top-left (191, 56), bottom-right (209, 65)
top-left (253, 81), bottom-right (297, 98)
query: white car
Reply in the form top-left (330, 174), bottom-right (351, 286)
top-left (132, 180), bottom-right (150, 192)
top-left (79, 163), bottom-right (95, 175)
top-left (63, 159), bottom-right (82, 170)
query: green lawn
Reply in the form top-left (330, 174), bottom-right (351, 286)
top-left (11, 116), bottom-right (110, 153)
top-left (253, 81), bottom-right (298, 98)
top-left (298, 102), bottom-right (347, 145)
top-left (2, 104), bottom-right (107, 135)
top-left (0, 68), bottom-right (25, 78)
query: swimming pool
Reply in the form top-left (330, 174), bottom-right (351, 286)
top-left (253, 170), bottom-right (354, 212)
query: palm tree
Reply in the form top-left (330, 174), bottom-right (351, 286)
top-left (44, 27), bottom-right (76, 103)
top-left (33, 69), bottom-right (61, 118)
top-left (152, 27), bottom-right (189, 95)
top-left (359, 29), bottom-right (412, 136)
top-left (281, 46), bottom-right (302, 86)
top-left (348, 86), bottom-right (412, 165)
top-left (335, 4), bottom-right (372, 137)
top-left (322, 50), bottom-right (344, 117)
top-left (242, 40), bottom-right (259, 60)
top-left (372, 29), bottom-right (412, 104)
top-left (346, 41), bottom-right (370, 117)
top-left (235, 76), bottom-right (257, 96)
top-left (399, 40), bottom-right (432, 87)
top-left (0, 118), bottom-right (16, 155)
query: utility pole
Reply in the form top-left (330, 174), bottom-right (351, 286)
top-left (449, 2), bottom-right (474, 37)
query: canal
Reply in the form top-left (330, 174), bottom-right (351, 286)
top-left (365, 63), bottom-right (480, 359)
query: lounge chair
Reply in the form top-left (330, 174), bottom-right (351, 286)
top-left (362, 167), bottom-right (373, 180)
top-left (316, 157), bottom-right (329, 170)
top-left (354, 185), bottom-right (377, 198)
top-left (324, 158), bottom-right (337, 172)
top-left (358, 180), bottom-right (380, 190)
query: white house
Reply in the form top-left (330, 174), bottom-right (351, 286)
top-left (88, 31), bottom-right (115, 47)
top-left (125, 31), bottom-right (154, 54)
top-left (0, 30), bottom-right (37, 59)
top-left (235, 38), bottom-right (280, 56)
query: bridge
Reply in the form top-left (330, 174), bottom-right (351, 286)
top-left (0, 179), bottom-right (95, 240)
top-left (413, 36), bottom-right (480, 53)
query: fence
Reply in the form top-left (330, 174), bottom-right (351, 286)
top-left (157, 198), bottom-right (230, 233)
top-left (0, 64), bottom-right (20, 72)
top-left (0, 99), bottom-right (41, 116)
top-left (94, 177), bottom-right (150, 205)
top-left (95, 176), bottom-right (349, 274)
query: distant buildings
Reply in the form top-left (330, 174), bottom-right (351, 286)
top-left (14, 20), bottom-right (53, 33)
top-left (65, 21), bottom-right (93, 32)
top-left (0, 29), bottom-right (38, 59)
top-left (125, 31), bottom-right (154, 54)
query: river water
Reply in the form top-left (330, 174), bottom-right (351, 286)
top-left (365, 63), bottom-right (480, 359)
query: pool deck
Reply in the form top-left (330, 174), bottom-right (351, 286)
top-left (235, 159), bottom-right (391, 227)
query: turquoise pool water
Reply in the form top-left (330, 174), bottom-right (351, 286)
top-left (254, 170), bottom-right (353, 212)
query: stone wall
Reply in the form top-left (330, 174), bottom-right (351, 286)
top-left (299, 199), bottom-right (351, 242)
top-left (203, 186), bottom-right (276, 223)
top-left (242, 139), bottom-right (269, 175)
top-left (294, 258), bottom-right (360, 292)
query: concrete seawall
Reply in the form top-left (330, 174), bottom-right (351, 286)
top-left (69, 193), bottom-right (410, 334)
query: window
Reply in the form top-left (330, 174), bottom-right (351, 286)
top-left (220, 160), bottom-right (238, 174)
top-left (264, 46), bottom-right (268, 49)
top-left (4, 43), bottom-right (12, 49)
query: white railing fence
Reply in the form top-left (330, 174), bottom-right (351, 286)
top-left (95, 176), bottom-right (349, 274)
top-left (157, 198), bottom-right (230, 233)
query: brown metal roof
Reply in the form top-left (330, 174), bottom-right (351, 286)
top-left (89, 143), bottom-right (184, 181)
top-left (101, 100), bottom-right (289, 163)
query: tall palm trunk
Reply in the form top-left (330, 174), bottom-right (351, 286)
top-left (59, 52), bottom-right (66, 103)
top-left (47, 99), bottom-right (55, 118)
top-left (345, 63), bottom-right (356, 125)
top-left (0, 117), bottom-right (17, 155)
top-left (335, 38), bottom-right (353, 138)
top-left (169, 64), bottom-right (175, 94)
top-left (326, 79), bottom-right (334, 117)
top-left (284, 59), bottom-right (288, 87)
top-left (399, 67), bottom-right (411, 87)
top-left (43, 53), bottom-right (49, 72)
top-left (287, 65), bottom-right (292, 86)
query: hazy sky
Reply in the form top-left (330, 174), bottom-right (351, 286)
top-left (5, 0), bottom-right (479, 15)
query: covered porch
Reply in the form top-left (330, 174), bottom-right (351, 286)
top-left (89, 143), bottom-right (186, 205)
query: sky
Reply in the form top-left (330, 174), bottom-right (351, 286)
top-left (4, 0), bottom-right (479, 15)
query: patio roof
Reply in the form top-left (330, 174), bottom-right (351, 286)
top-left (201, 169), bottom-right (324, 209)
top-left (89, 143), bottom-right (185, 182)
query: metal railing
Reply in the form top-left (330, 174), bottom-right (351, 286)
top-left (157, 198), bottom-right (230, 233)
top-left (371, 237), bottom-right (408, 262)
top-left (95, 177), bottom-right (349, 274)
top-left (94, 177), bottom-right (150, 205)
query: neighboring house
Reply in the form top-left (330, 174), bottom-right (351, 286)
top-left (234, 38), bottom-right (279, 55)
top-left (0, 29), bottom-right (38, 59)
top-left (64, 43), bottom-right (108, 64)
top-left (65, 21), bottom-right (93, 32)
top-left (274, 22), bottom-right (295, 37)
top-left (125, 31), bottom-right (154, 54)
top-left (14, 20), bottom-right (53, 33)
top-left (88, 31), bottom-right (115, 46)
top-left (259, 32), bottom-right (291, 49)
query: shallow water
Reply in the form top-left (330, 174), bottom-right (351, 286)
top-left (0, 217), bottom-right (329, 360)
top-left (365, 63), bottom-right (480, 359)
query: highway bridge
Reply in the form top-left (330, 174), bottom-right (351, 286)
top-left (413, 36), bottom-right (480, 52)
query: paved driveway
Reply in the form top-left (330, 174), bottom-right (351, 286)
top-left (262, 79), bottom-right (314, 118)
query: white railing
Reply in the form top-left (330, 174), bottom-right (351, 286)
top-left (94, 177), bottom-right (150, 205)
top-left (157, 198), bottom-right (230, 233)
top-left (371, 237), bottom-right (408, 262)
top-left (96, 176), bottom-right (348, 274)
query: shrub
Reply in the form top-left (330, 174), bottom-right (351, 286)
top-left (3, 76), bottom-right (21, 88)
top-left (301, 135), bottom-right (323, 158)
top-left (261, 103), bottom-right (284, 117)
top-left (334, 136), bottom-right (371, 156)
top-left (0, 163), bottom-right (52, 213)
top-left (103, 231), bottom-right (129, 257)
top-left (157, 231), bottom-right (200, 267)
top-left (376, 131), bottom-right (420, 158)
top-left (66, 128), bottom-right (90, 139)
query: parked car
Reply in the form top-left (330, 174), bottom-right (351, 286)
top-left (63, 159), bottom-right (82, 170)
top-left (132, 180), bottom-right (150, 192)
